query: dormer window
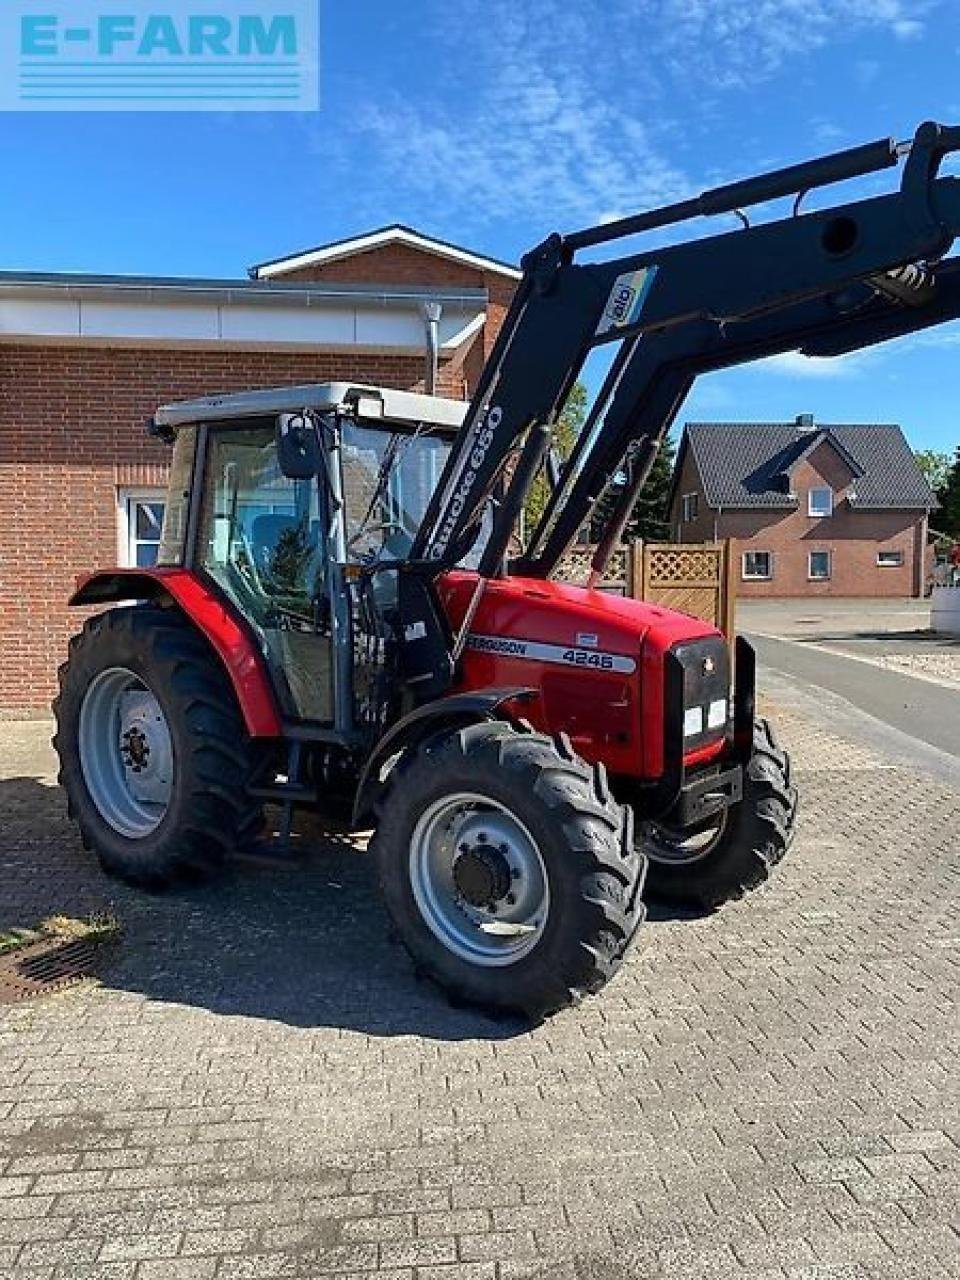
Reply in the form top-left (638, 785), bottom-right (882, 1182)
top-left (808, 487), bottom-right (833, 517)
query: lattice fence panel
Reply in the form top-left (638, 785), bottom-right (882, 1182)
top-left (645, 546), bottom-right (723, 587)
top-left (556, 545), bottom-right (628, 589)
top-left (551, 540), bottom-right (735, 637)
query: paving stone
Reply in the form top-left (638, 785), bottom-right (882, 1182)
top-left (97, 1233), bottom-right (182, 1263)
top-left (137, 1262), bottom-right (218, 1280)
top-left (379, 1236), bottom-right (458, 1268)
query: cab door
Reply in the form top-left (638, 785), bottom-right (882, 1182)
top-left (195, 418), bottom-right (334, 726)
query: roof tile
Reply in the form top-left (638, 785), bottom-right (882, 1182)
top-left (682, 421), bottom-right (937, 510)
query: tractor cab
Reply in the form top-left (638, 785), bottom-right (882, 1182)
top-left (150, 383), bottom-right (468, 738)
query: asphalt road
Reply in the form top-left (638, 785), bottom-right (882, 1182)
top-left (749, 632), bottom-right (960, 763)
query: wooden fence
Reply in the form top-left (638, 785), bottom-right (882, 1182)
top-left (557, 540), bottom-right (736, 637)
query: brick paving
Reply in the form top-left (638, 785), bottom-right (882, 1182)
top-left (0, 701), bottom-right (958, 1279)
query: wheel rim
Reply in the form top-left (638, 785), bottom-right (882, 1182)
top-left (78, 667), bottom-right (173, 838)
top-left (409, 792), bottom-right (550, 967)
top-left (641, 811), bottom-right (727, 867)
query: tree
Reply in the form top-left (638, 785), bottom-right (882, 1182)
top-left (937, 446), bottom-right (960, 538)
top-left (915, 449), bottom-right (952, 496)
top-left (589, 432), bottom-right (678, 543)
top-left (522, 381), bottom-right (588, 535)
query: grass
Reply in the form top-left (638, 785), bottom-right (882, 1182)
top-left (0, 912), bottom-right (122, 957)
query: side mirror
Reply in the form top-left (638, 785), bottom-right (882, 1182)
top-left (276, 412), bottom-right (321, 479)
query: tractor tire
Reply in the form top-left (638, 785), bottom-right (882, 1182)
top-left (372, 722), bottom-right (646, 1020)
top-left (53, 605), bottom-right (263, 888)
top-left (638, 718), bottom-right (797, 911)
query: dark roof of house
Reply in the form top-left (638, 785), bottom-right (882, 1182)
top-left (675, 420), bottom-right (938, 511)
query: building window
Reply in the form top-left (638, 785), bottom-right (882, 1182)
top-left (808, 549), bottom-right (832, 580)
top-left (742, 550), bottom-right (772, 580)
top-left (119, 490), bottom-right (167, 567)
top-left (877, 549), bottom-right (904, 567)
top-left (808, 487), bottom-right (833, 517)
top-left (681, 492), bottom-right (699, 523)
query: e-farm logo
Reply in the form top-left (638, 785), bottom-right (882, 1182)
top-left (1, 1), bottom-right (318, 111)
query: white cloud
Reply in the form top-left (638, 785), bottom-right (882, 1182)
top-left (892, 18), bottom-right (925, 38)
top-left (335, 0), bottom-right (941, 235)
top-left (755, 350), bottom-right (871, 379)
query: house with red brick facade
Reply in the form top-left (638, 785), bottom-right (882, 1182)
top-left (0, 225), bottom-right (519, 715)
top-left (668, 416), bottom-right (938, 598)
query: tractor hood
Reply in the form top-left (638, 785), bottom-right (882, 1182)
top-left (439, 570), bottom-right (721, 657)
top-left (439, 570), bottom-right (726, 779)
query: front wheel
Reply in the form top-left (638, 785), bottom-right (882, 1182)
top-left (638, 718), bottom-right (798, 911)
top-left (372, 723), bottom-right (646, 1019)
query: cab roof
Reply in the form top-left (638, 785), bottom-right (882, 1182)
top-left (153, 382), bottom-right (469, 431)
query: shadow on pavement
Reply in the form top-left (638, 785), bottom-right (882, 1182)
top-left (2, 773), bottom-right (695, 1037)
top-left (0, 775), bottom-right (530, 1042)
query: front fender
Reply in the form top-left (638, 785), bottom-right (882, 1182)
top-left (352, 687), bottom-right (535, 826)
top-left (70, 568), bottom-right (282, 738)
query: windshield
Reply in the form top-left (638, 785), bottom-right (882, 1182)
top-left (341, 421), bottom-right (450, 562)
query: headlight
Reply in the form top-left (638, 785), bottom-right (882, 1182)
top-left (707, 697), bottom-right (728, 730)
top-left (683, 706), bottom-right (704, 737)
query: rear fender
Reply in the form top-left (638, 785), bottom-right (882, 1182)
top-left (352, 687), bottom-right (535, 826)
top-left (69, 568), bottom-right (282, 738)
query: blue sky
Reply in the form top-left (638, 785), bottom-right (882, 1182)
top-left (3, 0), bottom-right (960, 453)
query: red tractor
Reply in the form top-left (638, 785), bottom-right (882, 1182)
top-left (54, 122), bottom-right (960, 1016)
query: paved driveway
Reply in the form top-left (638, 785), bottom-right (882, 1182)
top-left (0, 696), bottom-right (958, 1280)
top-left (736, 598), bottom-right (934, 640)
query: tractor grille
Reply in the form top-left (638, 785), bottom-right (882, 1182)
top-left (671, 635), bottom-right (731, 750)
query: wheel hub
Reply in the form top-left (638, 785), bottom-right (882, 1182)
top-left (78, 668), bottom-right (173, 838)
top-left (408, 793), bottom-right (549, 967)
top-left (453, 842), bottom-right (512, 908)
top-left (121, 725), bottom-right (151, 771)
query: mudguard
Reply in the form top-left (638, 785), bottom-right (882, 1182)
top-left (69, 568), bottom-right (282, 737)
top-left (352, 686), bottom-right (534, 825)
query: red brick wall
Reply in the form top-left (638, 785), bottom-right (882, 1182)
top-left (0, 345), bottom-right (426, 713)
top-left (276, 243), bottom-right (518, 396)
top-left (278, 242), bottom-right (487, 289)
top-left (668, 446), bottom-right (714, 542)
top-left (668, 437), bottom-right (926, 598)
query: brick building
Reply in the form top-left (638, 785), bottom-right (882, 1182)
top-left (0, 225), bottom-right (520, 714)
top-left (668, 416), bottom-right (938, 597)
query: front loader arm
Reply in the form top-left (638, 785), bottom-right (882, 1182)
top-left (410, 121), bottom-right (960, 583)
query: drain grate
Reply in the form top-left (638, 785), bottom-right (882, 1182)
top-left (0, 937), bottom-right (105, 1005)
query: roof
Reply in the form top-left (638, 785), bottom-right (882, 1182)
top-left (249, 223), bottom-right (523, 283)
top-left (153, 382), bottom-right (469, 431)
top-left (0, 271), bottom-right (487, 355)
top-left (0, 269), bottom-right (486, 308)
top-left (676, 420), bottom-right (938, 511)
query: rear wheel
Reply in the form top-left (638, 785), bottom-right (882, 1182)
top-left (372, 722), bottom-right (646, 1019)
top-left (53, 606), bottom-right (263, 887)
top-left (638, 718), bottom-right (797, 911)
